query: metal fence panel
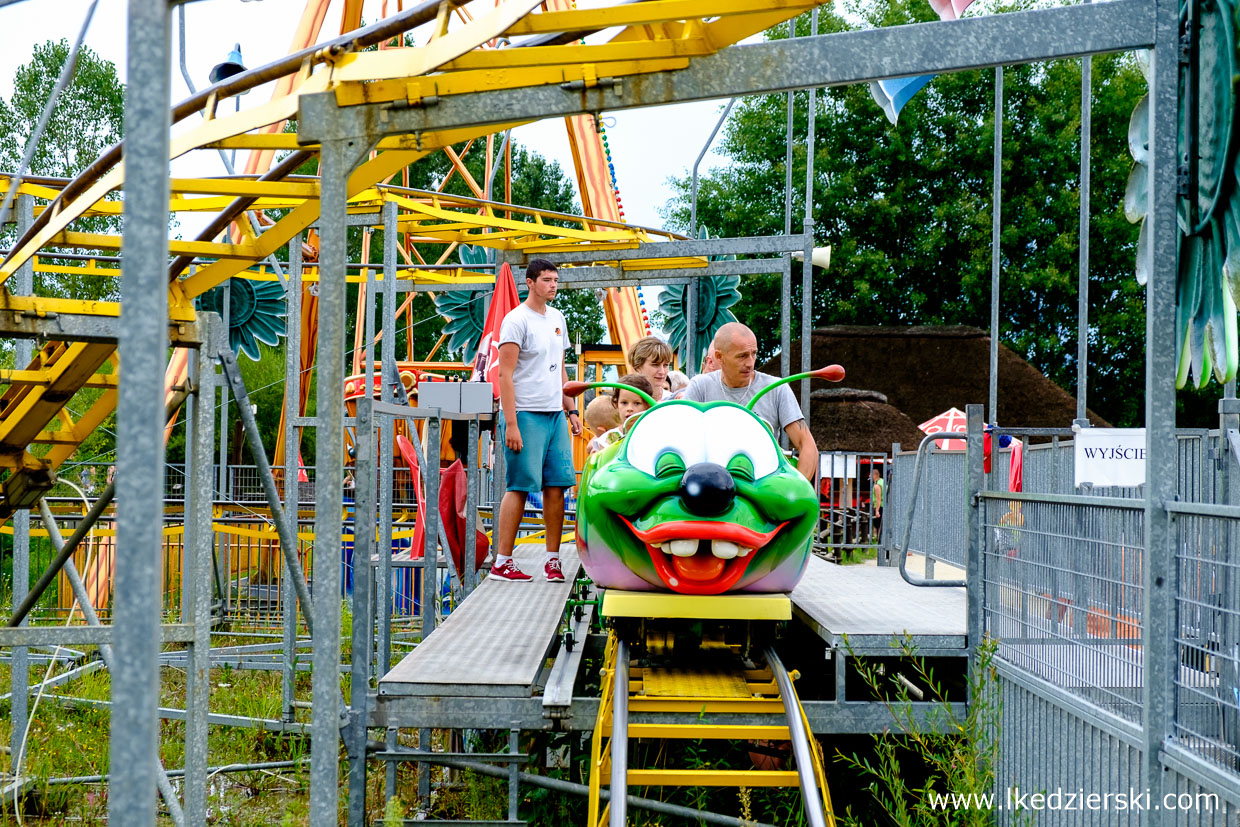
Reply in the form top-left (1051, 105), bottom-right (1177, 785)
top-left (886, 448), bottom-right (967, 568)
top-left (982, 493), bottom-right (1145, 724)
top-left (994, 663), bottom-right (1143, 826)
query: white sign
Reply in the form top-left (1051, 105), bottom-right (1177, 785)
top-left (819, 452), bottom-right (858, 480)
top-left (1074, 428), bottom-right (1147, 488)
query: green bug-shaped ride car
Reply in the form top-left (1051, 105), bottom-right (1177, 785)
top-left (568, 366), bottom-right (843, 595)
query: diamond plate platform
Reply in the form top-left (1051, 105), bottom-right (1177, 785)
top-left (379, 545), bottom-right (580, 698)
top-left (790, 557), bottom-right (967, 652)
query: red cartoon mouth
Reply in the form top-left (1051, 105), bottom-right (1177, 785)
top-left (619, 517), bottom-right (786, 595)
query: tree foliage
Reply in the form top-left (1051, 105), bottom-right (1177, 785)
top-left (663, 0), bottom-right (1153, 426)
top-left (0, 39), bottom-right (125, 303)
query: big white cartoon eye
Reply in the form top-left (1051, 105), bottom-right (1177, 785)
top-left (703, 405), bottom-right (781, 479)
top-left (624, 403), bottom-right (707, 477)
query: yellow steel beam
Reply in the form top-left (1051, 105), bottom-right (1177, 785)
top-left (330, 0), bottom-right (544, 85)
top-left (338, 56), bottom-right (692, 107)
top-left (625, 723), bottom-right (792, 740)
top-left (0, 369), bottom-right (118, 390)
top-left (626, 769), bottom-right (800, 787)
top-left (0, 341), bottom-right (115, 452)
top-left (0, 291), bottom-right (198, 323)
top-left (504, 0), bottom-right (813, 34)
top-left (168, 178), bottom-right (323, 199)
top-left (50, 231), bottom-right (258, 261)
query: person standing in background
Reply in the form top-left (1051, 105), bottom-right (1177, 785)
top-left (490, 259), bottom-right (582, 582)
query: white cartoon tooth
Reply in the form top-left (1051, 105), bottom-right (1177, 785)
top-left (657, 542), bottom-right (673, 554)
top-left (711, 540), bottom-right (740, 559)
top-left (669, 539), bottom-right (697, 557)
top-left (737, 547), bottom-right (752, 557)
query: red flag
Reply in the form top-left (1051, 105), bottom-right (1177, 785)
top-left (469, 261), bottom-right (521, 398)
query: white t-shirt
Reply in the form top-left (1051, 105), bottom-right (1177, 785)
top-left (498, 303), bottom-right (570, 412)
top-left (683, 370), bottom-right (803, 435)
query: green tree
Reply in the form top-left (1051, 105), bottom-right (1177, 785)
top-left (0, 39), bottom-right (125, 302)
top-left (663, 0), bottom-right (1151, 426)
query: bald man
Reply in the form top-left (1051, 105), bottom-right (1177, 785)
top-left (684, 322), bottom-right (818, 480)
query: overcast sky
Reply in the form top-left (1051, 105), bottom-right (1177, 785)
top-left (2, 0), bottom-right (737, 231)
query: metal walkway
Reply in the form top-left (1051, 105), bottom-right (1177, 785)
top-left (379, 545), bottom-right (581, 698)
top-left (791, 556), bottom-right (967, 653)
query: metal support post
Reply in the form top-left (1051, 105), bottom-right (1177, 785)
top-left (282, 236), bottom-right (303, 723)
top-left (9, 191), bottom-right (33, 770)
top-left (965, 405), bottom-right (985, 665)
top-left (800, 8), bottom-right (818, 419)
top-left (421, 416), bottom-right (442, 639)
top-left (218, 279), bottom-right (232, 498)
top-left (310, 133), bottom-right (363, 827)
top-left (464, 416), bottom-right (481, 595)
top-left (1077, 55), bottom-right (1092, 423)
top-left (182, 318), bottom-right (220, 824)
top-left (380, 201), bottom-right (398, 679)
top-left (379, 202), bottom-right (399, 802)
top-left (508, 728), bottom-right (520, 821)
top-left (781, 16), bottom-right (795, 383)
top-left (1143, 0), bottom-right (1178, 816)
top-left (989, 67), bottom-right (1003, 425)
top-left (685, 276), bottom-right (698, 373)
top-left (347, 262), bottom-right (378, 825)
top-left (111, 2), bottom-right (171, 821)
top-left (609, 638), bottom-right (631, 827)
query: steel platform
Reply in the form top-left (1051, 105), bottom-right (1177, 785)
top-left (379, 545), bottom-right (580, 698)
top-left (790, 557), bottom-right (968, 653)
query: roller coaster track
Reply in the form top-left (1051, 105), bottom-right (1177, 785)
top-left (0, 0), bottom-right (826, 515)
top-left (589, 631), bottom-right (836, 826)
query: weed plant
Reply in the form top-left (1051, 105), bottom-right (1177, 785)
top-left (834, 636), bottom-right (1020, 827)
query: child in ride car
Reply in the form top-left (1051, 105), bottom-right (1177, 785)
top-left (587, 373), bottom-right (655, 454)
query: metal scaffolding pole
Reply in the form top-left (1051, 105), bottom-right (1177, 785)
top-left (800, 7), bottom-right (818, 418)
top-left (1077, 55), bottom-right (1092, 423)
top-left (111, 1), bottom-right (171, 821)
top-left (347, 256), bottom-right (379, 824)
top-left (1142, 0), bottom-right (1178, 814)
top-left (989, 67), bottom-right (1003, 425)
top-left (182, 317), bottom-right (220, 824)
top-left (9, 192), bottom-right (33, 770)
top-left (310, 129), bottom-right (364, 826)
top-left (282, 235), bottom-right (303, 722)
top-left (781, 17), bottom-right (795, 382)
top-left (380, 200), bottom-right (398, 800)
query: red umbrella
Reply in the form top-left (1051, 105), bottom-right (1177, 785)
top-left (918, 407), bottom-right (968, 451)
top-left (469, 261), bottom-right (521, 398)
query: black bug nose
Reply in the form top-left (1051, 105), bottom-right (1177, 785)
top-left (680, 462), bottom-right (736, 517)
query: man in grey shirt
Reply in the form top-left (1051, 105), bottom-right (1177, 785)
top-left (683, 322), bottom-right (819, 480)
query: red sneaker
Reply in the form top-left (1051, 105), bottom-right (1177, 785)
top-left (488, 559), bottom-right (531, 582)
top-left (544, 557), bottom-right (565, 582)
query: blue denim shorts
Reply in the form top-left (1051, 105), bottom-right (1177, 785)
top-left (502, 411), bottom-right (577, 493)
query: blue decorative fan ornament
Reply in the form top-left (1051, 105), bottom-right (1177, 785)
top-left (196, 277), bottom-right (287, 361)
top-left (657, 227), bottom-right (742, 365)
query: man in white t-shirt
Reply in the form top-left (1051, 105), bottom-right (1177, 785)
top-left (489, 259), bottom-right (582, 582)
top-left (683, 322), bottom-right (818, 480)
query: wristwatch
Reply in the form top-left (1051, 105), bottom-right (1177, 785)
top-left (566, 410), bottom-right (580, 420)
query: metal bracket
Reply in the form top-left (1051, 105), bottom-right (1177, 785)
top-left (1227, 429), bottom-right (1240, 466)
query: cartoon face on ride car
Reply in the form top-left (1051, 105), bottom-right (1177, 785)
top-left (576, 400), bottom-right (819, 595)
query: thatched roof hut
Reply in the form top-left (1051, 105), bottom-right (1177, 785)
top-left (761, 326), bottom-right (1108, 451)
top-left (809, 389), bottom-right (925, 453)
